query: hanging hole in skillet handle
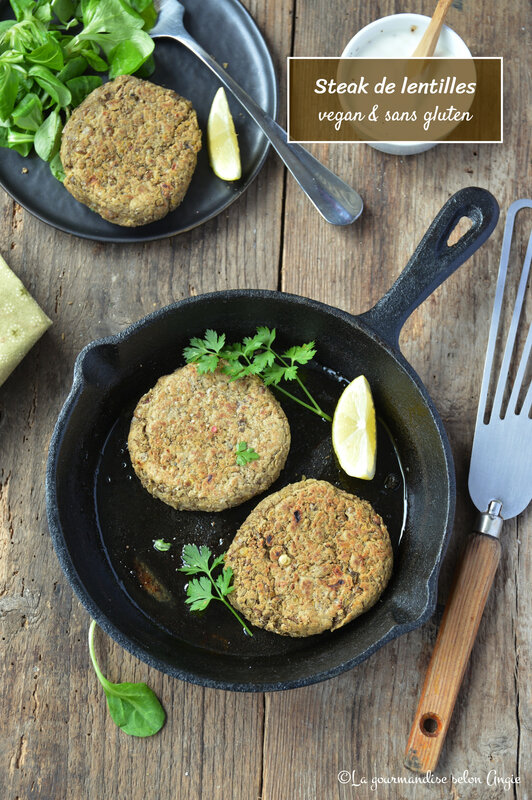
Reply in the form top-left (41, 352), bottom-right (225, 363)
top-left (447, 216), bottom-right (474, 246)
top-left (359, 187), bottom-right (500, 349)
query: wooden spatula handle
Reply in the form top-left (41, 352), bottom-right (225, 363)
top-left (404, 533), bottom-right (501, 773)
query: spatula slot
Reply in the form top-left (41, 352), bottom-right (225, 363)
top-left (480, 208), bottom-right (532, 424)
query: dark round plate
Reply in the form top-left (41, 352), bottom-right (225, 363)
top-left (0, 0), bottom-right (277, 242)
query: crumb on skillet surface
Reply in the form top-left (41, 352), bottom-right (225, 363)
top-left (225, 479), bottom-right (393, 637)
top-left (60, 75), bottom-right (202, 227)
top-left (128, 363), bottom-right (291, 512)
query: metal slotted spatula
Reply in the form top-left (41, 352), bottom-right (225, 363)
top-left (151, 0), bottom-right (363, 225)
top-left (405, 198), bottom-right (532, 773)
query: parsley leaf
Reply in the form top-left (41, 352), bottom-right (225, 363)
top-left (153, 539), bottom-right (171, 552)
top-left (185, 576), bottom-right (213, 611)
top-left (183, 327), bottom-right (332, 421)
top-left (179, 544), bottom-right (252, 636)
top-left (235, 441), bottom-right (260, 466)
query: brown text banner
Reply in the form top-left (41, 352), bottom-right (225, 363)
top-left (288, 58), bottom-right (502, 142)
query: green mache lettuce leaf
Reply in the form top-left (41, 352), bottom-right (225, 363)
top-left (108, 30), bottom-right (153, 78)
top-left (78, 46), bottom-right (108, 71)
top-left (34, 107), bottom-right (62, 159)
top-left (68, 0), bottom-right (154, 73)
top-left (26, 39), bottom-right (64, 70)
top-left (51, 0), bottom-right (76, 24)
top-left (49, 150), bottom-right (65, 181)
top-left (102, 682), bottom-right (166, 737)
top-left (0, 64), bottom-right (20, 121)
top-left (88, 621), bottom-right (165, 738)
top-left (11, 90), bottom-right (43, 130)
top-left (56, 54), bottom-right (87, 82)
top-left (1, 0), bottom-right (157, 169)
top-left (34, 2), bottom-right (53, 24)
top-left (6, 127), bottom-right (34, 155)
top-left (66, 73), bottom-right (101, 104)
top-left (10, 0), bottom-right (37, 23)
top-left (28, 64), bottom-right (71, 106)
top-left (134, 52), bottom-right (154, 78)
top-left (0, 19), bottom-right (16, 37)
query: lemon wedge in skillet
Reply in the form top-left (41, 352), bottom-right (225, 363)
top-left (207, 87), bottom-right (242, 181)
top-left (332, 375), bottom-right (377, 480)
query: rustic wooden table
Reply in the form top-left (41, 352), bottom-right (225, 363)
top-left (1, 1), bottom-right (530, 798)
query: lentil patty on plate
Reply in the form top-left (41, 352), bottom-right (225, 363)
top-left (225, 479), bottom-right (393, 636)
top-left (128, 364), bottom-right (291, 511)
top-left (60, 75), bottom-right (202, 227)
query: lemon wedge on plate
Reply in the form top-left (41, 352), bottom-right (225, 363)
top-left (207, 87), bottom-right (242, 181)
top-left (332, 375), bottom-right (377, 479)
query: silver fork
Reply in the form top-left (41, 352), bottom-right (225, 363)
top-left (151, 0), bottom-right (364, 225)
top-left (406, 198), bottom-right (532, 773)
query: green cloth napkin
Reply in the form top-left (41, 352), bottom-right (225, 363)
top-left (0, 254), bottom-right (52, 387)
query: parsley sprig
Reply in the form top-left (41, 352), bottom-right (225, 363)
top-left (235, 441), bottom-right (259, 466)
top-left (179, 544), bottom-right (253, 637)
top-left (183, 327), bottom-right (332, 422)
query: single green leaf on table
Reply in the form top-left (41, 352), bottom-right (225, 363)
top-left (179, 544), bottom-right (253, 636)
top-left (88, 620), bottom-right (165, 737)
top-left (235, 441), bottom-right (259, 466)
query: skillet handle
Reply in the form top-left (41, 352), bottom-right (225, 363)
top-left (404, 532), bottom-right (501, 773)
top-left (359, 187), bottom-right (499, 348)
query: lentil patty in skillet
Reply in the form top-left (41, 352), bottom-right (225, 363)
top-left (128, 364), bottom-right (291, 511)
top-left (225, 479), bottom-right (393, 636)
top-left (60, 75), bottom-right (202, 227)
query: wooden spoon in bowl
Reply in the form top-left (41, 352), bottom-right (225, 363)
top-left (412, 0), bottom-right (455, 57)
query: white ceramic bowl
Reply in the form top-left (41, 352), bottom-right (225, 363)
top-left (341, 13), bottom-right (473, 155)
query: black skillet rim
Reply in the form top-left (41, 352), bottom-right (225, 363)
top-left (45, 290), bottom-right (456, 691)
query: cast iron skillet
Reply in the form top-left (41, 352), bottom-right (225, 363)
top-left (46, 187), bottom-right (499, 691)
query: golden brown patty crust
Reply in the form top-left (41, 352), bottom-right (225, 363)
top-left (128, 364), bottom-right (291, 511)
top-left (225, 479), bottom-right (392, 636)
top-left (60, 75), bottom-right (201, 226)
